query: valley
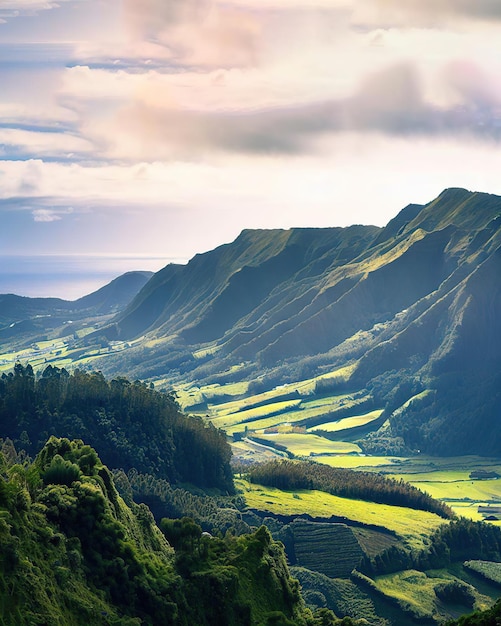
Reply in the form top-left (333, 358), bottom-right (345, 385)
top-left (2, 188), bottom-right (501, 624)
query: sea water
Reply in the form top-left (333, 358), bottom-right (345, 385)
top-left (0, 255), bottom-right (182, 300)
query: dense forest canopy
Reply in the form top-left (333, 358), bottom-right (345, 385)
top-left (0, 363), bottom-right (233, 492)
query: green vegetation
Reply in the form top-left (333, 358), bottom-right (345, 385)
top-left (309, 410), bottom-right (383, 433)
top-left (237, 479), bottom-right (445, 551)
top-left (284, 520), bottom-right (363, 578)
top-left (464, 561), bottom-right (501, 586)
top-left (445, 598), bottom-right (501, 625)
top-left (0, 437), bottom-right (327, 626)
top-left (374, 570), bottom-right (478, 622)
top-left (248, 434), bottom-right (361, 457)
top-left (0, 363), bottom-right (233, 491)
top-left (291, 567), bottom-right (388, 625)
top-left (246, 460), bottom-right (453, 518)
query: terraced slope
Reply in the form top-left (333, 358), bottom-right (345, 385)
top-left (288, 520), bottom-right (364, 577)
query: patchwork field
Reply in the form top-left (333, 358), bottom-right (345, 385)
top-left (309, 409), bottom-right (384, 433)
top-left (384, 459), bottom-right (501, 521)
top-left (247, 433), bottom-right (362, 456)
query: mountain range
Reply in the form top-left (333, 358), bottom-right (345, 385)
top-left (0, 270), bottom-right (153, 341)
top-left (3, 188), bottom-right (501, 457)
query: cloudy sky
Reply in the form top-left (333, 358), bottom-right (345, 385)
top-left (2, 0), bottom-right (501, 260)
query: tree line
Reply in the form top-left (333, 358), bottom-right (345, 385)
top-left (247, 459), bottom-right (453, 518)
top-left (359, 517), bottom-right (501, 577)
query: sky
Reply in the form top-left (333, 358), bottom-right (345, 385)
top-left (2, 0), bottom-right (501, 261)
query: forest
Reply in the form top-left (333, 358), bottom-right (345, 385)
top-left (0, 363), bottom-right (233, 492)
top-left (1, 436), bottom-right (348, 625)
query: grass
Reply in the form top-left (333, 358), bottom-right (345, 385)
top-left (251, 433), bottom-right (361, 456)
top-left (464, 561), bottom-right (501, 586)
top-left (397, 477), bottom-right (501, 502)
top-left (222, 396), bottom-right (360, 435)
top-left (385, 462), bottom-right (501, 521)
top-left (374, 568), bottom-right (494, 620)
top-left (237, 479), bottom-right (445, 551)
top-left (310, 410), bottom-right (384, 433)
top-left (375, 570), bottom-right (440, 619)
top-left (211, 399), bottom-right (303, 430)
top-left (311, 456), bottom-right (404, 468)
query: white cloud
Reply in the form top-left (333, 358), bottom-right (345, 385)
top-left (2, 0), bottom-right (501, 258)
top-left (32, 209), bottom-right (60, 222)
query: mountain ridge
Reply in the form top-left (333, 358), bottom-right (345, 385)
top-left (92, 187), bottom-right (501, 456)
top-left (3, 187), bottom-right (501, 457)
top-left (0, 270), bottom-right (153, 341)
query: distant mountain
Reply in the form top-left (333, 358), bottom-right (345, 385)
top-left (0, 271), bottom-right (153, 338)
top-left (72, 270), bottom-right (155, 314)
top-left (99, 188), bottom-right (501, 456)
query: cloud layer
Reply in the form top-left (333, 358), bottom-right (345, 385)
top-left (1, 0), bottom-right (501, 258)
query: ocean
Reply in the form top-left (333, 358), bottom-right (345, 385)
top-left (0, 255), bottom-right (182, 300)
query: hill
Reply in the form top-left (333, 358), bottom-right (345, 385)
top-left (0, 437), bottom-right (316, 625)
top-left (0, 364), bottom-right (233, 491)
top-left (0, 270), bottom-right (153, 340)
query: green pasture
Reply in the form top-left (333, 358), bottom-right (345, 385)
top-left (312, 455), bottom-right (404, 469)
top-left (374, 569), bottom-right (492, 621)
top-left (309, 409), bottom-right (383, 433)
top-left (207, 389), bottom-right (376, 440)
top-left (211, 399), bottom-right (303, 430)
top-left (231, 396), bottom-right (356, 431)
top-left (383, 456), bottom-right (501, 475)
top-left (218, 398), bottom-right (357, 436)
top-left (237, 479), bottom-right (445, 551)
top-left (231, 439), bottom-right (287, 462)
top-left (385, 463), bottom-right (501, 521)
top-left (375, 570), bottom-right (442, 620)
top-left (395, 476), bottom-right (501, 502)
top-left (464, 561), bottom-right (501, 586)
top-left (262, 364), bottom-right (356, 396)
top-left (203, 364), bottom-right (356, 416)
top-left (252, 433), bottom-right (361, 456)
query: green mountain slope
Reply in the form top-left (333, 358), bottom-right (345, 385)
top-left (0, 437), bottom-right (314, 626)
top-left (8, 188), bottom-right (501, 457)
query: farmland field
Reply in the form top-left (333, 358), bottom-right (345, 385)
top-left (237, 479), bottom-right (445, 551)
top-left (385, 461), bottom-right (501, 521)
top-left (250, 433), bottom-right (362, 456)
top-left (309, 409), bottom-right (384, 433)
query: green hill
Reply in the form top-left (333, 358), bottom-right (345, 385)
top-left (0, 437), bottom-right (315, 625)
